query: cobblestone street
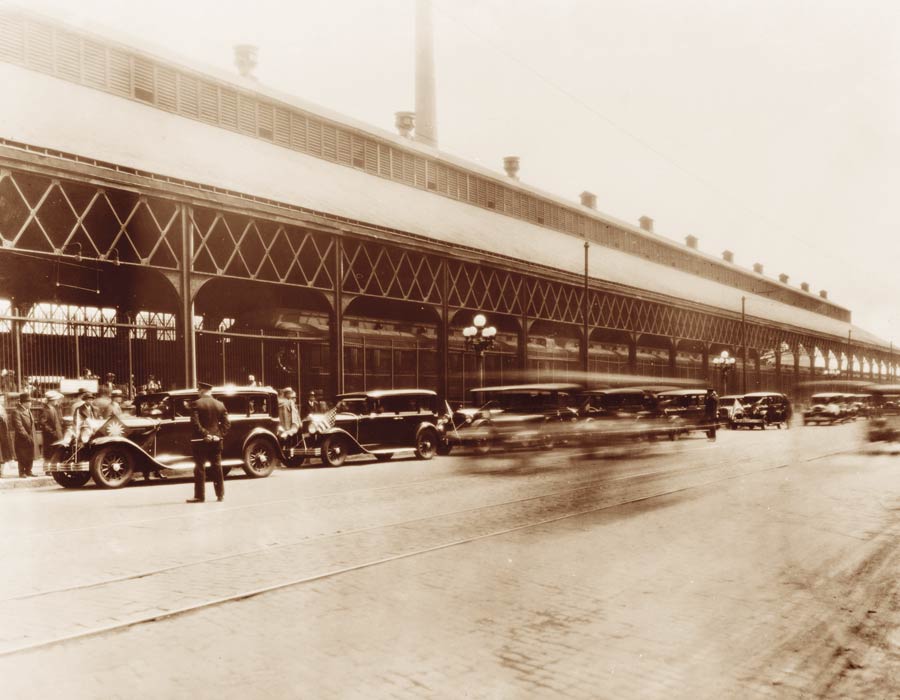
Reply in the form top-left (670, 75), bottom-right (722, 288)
top-left (3, 423), bottom-right (900, 697)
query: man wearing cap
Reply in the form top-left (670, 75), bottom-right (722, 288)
top-left (10, 392), bottom-right (36, 477)
top-left (302, 390), bottom-right (321, 419)
top-left (110, 389), bottom-right (125, 417)
top-left (278, 387), bottom-right (301, 438)
top-left (40, 391), bottom-right (65, 461)
top-left (73, 391), bottom-right (96, 445)
top-left (187, 382), bottom-right (230, 503)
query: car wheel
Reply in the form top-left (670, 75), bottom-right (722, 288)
top-left (242, 437), bottom-right (279, 478)
top-left (375, 453), bottom-right (393, 462)
top-left (321, 435), bottom-right (348, 467)
top-left (90, 446), bottom-right (135, 489)
top-left (51, 471), bottom-right (91, 489)
top-left (415, 428), bottom-right (438, 460)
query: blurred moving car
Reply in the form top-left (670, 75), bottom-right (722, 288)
top-left (864, 385), bottom-right (900, 442)
top-left (655, 388), bottom-right (717, 438)
top-left (574, 387), bottom-right (671, 445)
top-left (447, 383), bottom-right (580, 453)
top-left (801, 393), bottom-right (853, 425)
top-left (45, 386), bottom-right (283, 488)
top-left (293, 389), bottom-right (443, 467)
top-left (729, 392), bottom-right (792, 430)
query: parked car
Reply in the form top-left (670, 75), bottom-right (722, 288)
top-left (44, 386), bottom-right (284, 488)
top-left (801, 393), bottom-right (852, 425)
top-left (293, 389), bottom-right (444, 467)
top-left (717, 395), bottom-right (745, 425)
top-left (864, 385), bottom-right (900, 442)
top-left (446, 383), bottom-right (580, 453)
top-left (730, 392), bottom-right (792, 429)
top-left (655, 388), bottom-right (717, 438)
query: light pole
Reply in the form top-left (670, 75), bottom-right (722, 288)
top-left (462, 313), bottom-right (497, 388)
top-left (712, 350), bottom-right (736, 395)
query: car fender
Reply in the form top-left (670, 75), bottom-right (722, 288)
top-left (414, 420), bottom-right (439, 436)
top-left (319, 427), bottom-right (367, 455)
top-left (86, 436), bottom-right (152, 465)
top-left (242, 426), bottom-right (286, 459)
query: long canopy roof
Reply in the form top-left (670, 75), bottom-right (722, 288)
top-left (0, 59), bottom-right (888, 351)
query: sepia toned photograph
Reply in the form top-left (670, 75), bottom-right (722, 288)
top-left (1, 0), bottom-right (899, 697)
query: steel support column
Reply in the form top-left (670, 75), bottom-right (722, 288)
top-left (439, 261), bottom-right (449, 401)
top-left (332, 236), bottom-right (345, 396)
top-left (179, 205), bottom-right (196, 388)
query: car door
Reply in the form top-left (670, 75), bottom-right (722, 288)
top-left (155, 394), bottom-right (196, 467)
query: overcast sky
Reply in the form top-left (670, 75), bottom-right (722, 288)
top-left (24, 0), bottom-right (900, 344)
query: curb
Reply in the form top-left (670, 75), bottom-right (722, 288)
top-left (0, 474), bottom-right (55, 490)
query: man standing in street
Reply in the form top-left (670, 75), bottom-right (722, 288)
top-left (40, 390), bottom-right (65, 461)
top-left (10, 392), bottom-right (36, 477)
top-left (705, 389), bottom-right (719, 441)
top-left (302, 390), bottom-right (322, 418)
top-left (278, 387), bottom-right (301, 438)
top-left (187, 382), bottom-right (230, 503)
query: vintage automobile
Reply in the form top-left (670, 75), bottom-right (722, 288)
top-left (291, 389), bottom-right (444, 467)
top-left (729, 392), bottom-right (793, 429)
top-left (717, 395), bottom-right (745, 425)
top-left (655, 388), bottom-right (717, 438)
top-left (45, 386), bottom-right (284, 488)
top-left (446, 383), bottom-right (581, 453)
top-left (801, 393), bottom-right (852, 425)
top-left (864, 385), bottom-right (900, 442)
top-left (574, 387), bottom-right (672, 445)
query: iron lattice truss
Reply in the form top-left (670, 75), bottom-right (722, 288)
top-left (189, 206), bottom-right (334, 289)
top-left (0, 168), bottom-right (180, 267)
top-left (0, 164), bottom-right (889, 366)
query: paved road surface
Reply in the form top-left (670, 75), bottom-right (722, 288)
top-left (2, 422), bottom-right (899, 698)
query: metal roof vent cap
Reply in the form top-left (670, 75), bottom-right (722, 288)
top-left (685, 235), bottom-right (698, 250)
top-left (503, 156), bottom-right (520, 180)
top-left (395, 111), bottom-right (415, 138)
top-left (753, 262), bottom-right (764, 274)
top-left (234, 44), bottom-right (258, 80)
top-left (800, 282), bottom-right (810, 292)
top-left (580, 191), bottom-right (597, 209)
top-left (819, 289), bottom-right (828, 299)
top-left (639, 216), bottom-right (654, 233)
top-left (778, 273), bottom-right (789, 284)
top-left (722, 250), bottom-right (734, 263)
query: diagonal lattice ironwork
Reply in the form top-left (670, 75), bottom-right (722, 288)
top-left (341, 239), bottom-right (441, 304)
top-left (446, 261), bottom-right (524, 316)
top-left (526, 277), bottom-right (583, 324)
top-left (190, 206), bottom-right (334, 289)
top-left (0, 168), bottom-right (181, 268)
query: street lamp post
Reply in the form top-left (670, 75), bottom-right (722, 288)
top-left (712, 350), bottom-right (736, 395)
top-left (462, 313), bottom-right (497, 388)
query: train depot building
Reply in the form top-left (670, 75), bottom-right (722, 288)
top-left (0, 8), bottom-right (895, 403)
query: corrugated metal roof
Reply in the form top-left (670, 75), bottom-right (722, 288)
top-left (0, 61), bottom-right (888, 350)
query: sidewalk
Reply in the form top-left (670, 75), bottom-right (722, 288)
top-left (0, 460), bottom-right (55, 489)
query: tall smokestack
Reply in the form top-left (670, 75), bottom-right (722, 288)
top-left (415, 0), bottom-right (438, 147)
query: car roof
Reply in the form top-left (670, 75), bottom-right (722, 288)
top-left (580, 387), bottom-right (654, 396)
top-left (864, 384), bottom-right (900, 394)
top-left (810, 393), bottom-right (844, 399)
top-left (743, 392), bottom-right (788, 398)
top-left (337, 389), bottom-right (437, 399)
top-left (471, 383), bottom-right (581, 393)
top-left (141, 386), bottom-right (278, 397)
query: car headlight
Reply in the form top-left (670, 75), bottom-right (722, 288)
top-left (307, 422), bottom-right (318, 435)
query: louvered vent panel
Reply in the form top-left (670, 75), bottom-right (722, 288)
top-left (219, 89), bottom-right (237, 129)
top-left (337, 131), bottom-right (352, 164)
top-left (426, 161), bottom-right (437, 190)
top-left (54, 31), bottom-right (80, 80)
top-left (257, 103), bottom-right (274, 140)
top-left (107, 48), bottom-right (131, 96)
top-left (156, 65), bottom-right (177, 111)
top-left (290, 113), bottom-right (307, 150)
top-left (503, 187), bottom-right (513, 213)
top-left (199, 82), bottom-right (218, 123)
top-left (133, 57), bottom-right (154, 101)
top-left (82, 39), bottom-right (106, 88)
top-left (307, 119), bottom-right (322, 155)
top-left (274, 108), bottom-right (290, 145)
top-left (238, 95), bottom-right (256, 134)
top-left (476, 179), bottom-right (487, 207)
top-left (364, 140), bottom-right (378, 173)
top-left (436, 164), bottom-right (448, 193)
top-left (390, 148), bottom-right (403, 179)
top-left (0, 15), bottom-right (25, 62)
top-left (322, 124), bottom-right (337, 159)
top-left (25, 22), bottom-right (53, 72)
top-left (402, 153), bottom-right (415, 184)
top-left (378, 144), bottom-right (391, 176)
top-left (414, 157), bottom-right (426, 188)
top-left (178, 73), bottom-right (199, 117)
top-left (351, 135), bottom-right (365, 167)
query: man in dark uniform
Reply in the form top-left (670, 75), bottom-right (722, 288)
top-left (10, 392), bottom-right (36, 477)
top-left (705, 389), bottom-right (719, 441)
top-left (187, 382), bottom-right (230, 503)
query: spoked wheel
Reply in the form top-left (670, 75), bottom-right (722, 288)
top-left (321, 435), bottom-right (348, 467)
top-left (90, 446), bottom-right (135, 489)
top-left (51, 471), bottom-right (92, 489)
top-left (414, 428), bottom-right (438, 460)
top-left (242, 438), bottom-right (279, 478)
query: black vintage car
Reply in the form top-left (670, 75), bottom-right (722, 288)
top-left (656, 388), bottom-right (717, 438)
top-left (446, 383), bottom-right (580, 453)
top-left (45, 387), bottom-right (284, 488)
top-left (729, 392), bottom-right (793, 429)
top-left (574, 387), bottom-right (672, 445)
top-left (292, 389), bottom-right (444, 467)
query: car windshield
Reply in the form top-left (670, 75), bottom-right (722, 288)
top-left (479, 391), bottom-right (561, 412)
top-left (135, 395), bottom-right (171, 418)
top-left (335, 398), bottom-right (367, 415)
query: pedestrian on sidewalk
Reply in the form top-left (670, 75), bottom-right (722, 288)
top-left (186, 382), bottom-right (230, 504)
top-left (0, 394), bottom-right (15, 472)
top-left (40, 390), bottom-right (65, 460)
top-left (10, 392), bottom-right (36, 477)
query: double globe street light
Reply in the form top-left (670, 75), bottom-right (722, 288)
top-left (462, 313), bottom-right (497, 388)
top-left (712, 349), bottom-right (736, 395)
